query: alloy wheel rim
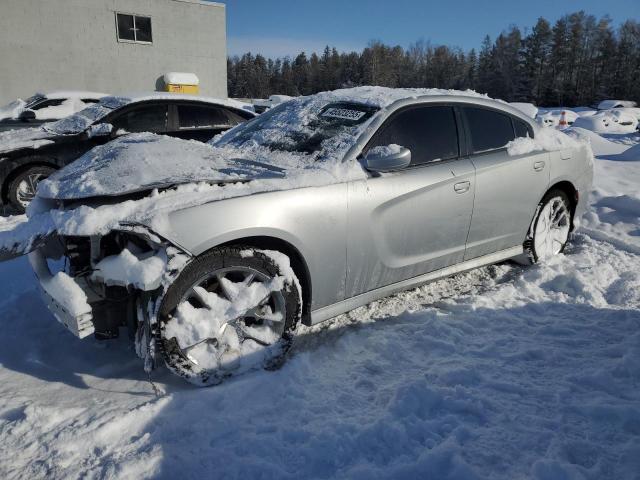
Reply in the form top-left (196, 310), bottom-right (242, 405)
top-left (534, 196), bottom-right (571, 261)
top-left (169, 265), bottom-right (287, 373)
top-left (16, 173), bottom-right (47, 208)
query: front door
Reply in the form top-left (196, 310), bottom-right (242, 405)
top-left (345, 104), bottom-right (475, 298)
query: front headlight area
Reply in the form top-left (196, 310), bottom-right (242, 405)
top-left (41, 225), bottom-right (190, 340)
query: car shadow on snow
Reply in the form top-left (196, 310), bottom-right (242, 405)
top-left (0, 287), bottom-right (163, 395)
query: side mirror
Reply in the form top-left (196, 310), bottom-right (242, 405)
top-left (86, 123), bottom-right (113, 138)
top-left (18, 109), bottom-right (36, 122)
top-left (364, 145), bottom-right (411, 172)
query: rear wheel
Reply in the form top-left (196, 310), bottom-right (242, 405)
top-left (8, 165), bottom-right (56, 213)
top-left (525, 189), bottom-right (572, 263)
top-left (157, 247), bottom-right (302, 386)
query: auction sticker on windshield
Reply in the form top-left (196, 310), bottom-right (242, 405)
top-left (321, 107), bottom-right (367, 121)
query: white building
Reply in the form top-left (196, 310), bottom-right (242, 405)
top-left (0, 0), bottom-right (227, 104)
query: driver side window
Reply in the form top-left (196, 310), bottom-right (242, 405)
top-left (368, 105), bottom-right (459, 166)
top-left (111, 104), bottom-right (168, 133)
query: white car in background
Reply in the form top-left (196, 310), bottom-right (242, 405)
top-left (597, 99), bottom-right (637, 110)
top-left (536, 109), bottom-right (579, 128)
top-left (573, 108), bottom-right (639, 134)
top-left (253, 94), bottom-right (294, 113)
top-left (0, 91), bottom-right (108, 131)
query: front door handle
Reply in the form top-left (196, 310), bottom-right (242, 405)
top-left (454, 181), bottom-right (471, 194)
top-left (533, 160), bottom-right (546, 172)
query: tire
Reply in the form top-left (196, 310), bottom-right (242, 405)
top-left (8, 165), bottom-right (56, 213)
top-left (524, 189), bottom-right (573, 263)
top-left (157, 246), bottom-right (302, 386)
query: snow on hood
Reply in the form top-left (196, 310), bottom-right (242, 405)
top-left (0, 126), bottom-right (54, 154)
top-left (38, 133), bottom-right (288, 200)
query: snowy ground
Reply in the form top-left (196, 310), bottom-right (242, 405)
top-left (1, 131), bottom-right (639, 479)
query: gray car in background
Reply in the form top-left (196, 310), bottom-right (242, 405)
top-left (23, 88), bottom-right (593, 386)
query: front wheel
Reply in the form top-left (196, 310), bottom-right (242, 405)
top-left (157, 246), bottom-right (302, 386)
top-left (525, 189), bottom-right (573, 263)
top-left (8, 165), bottom-right (56, 213)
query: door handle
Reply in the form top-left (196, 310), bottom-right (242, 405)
top-left (454, 181), bottom-right (471, 194)
top-left (533, 160), bottom-right (546, 172)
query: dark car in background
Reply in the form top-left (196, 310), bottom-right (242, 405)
top-left (0, 93), bottom-right (255, 212)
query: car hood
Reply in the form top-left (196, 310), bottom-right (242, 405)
top-left (0, 126), bottom-right (56, 154)
top-left (38, 132), bottom-right (287, 201)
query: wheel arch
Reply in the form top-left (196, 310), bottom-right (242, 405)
top-left (543, 180), bottom-right (579, 230)
top-left (217, 235), bottom-right (313, 325)
top-left (1, 157), bottom-right (59, 204)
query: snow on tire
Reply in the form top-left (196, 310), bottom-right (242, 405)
top-left (157, 246), bottom-right (302, 387)
top-left (525, 189), bottom-right (572, 263)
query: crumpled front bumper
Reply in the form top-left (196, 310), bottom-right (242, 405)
top-left (28, 249), bottom-right (95, 339)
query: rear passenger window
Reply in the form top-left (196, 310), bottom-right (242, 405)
top-left (368, 106), bottom-right (459, 166)
top-left (463, 107), bottom-right (515, 153)
top-left (514, 119), bottom-right (533, 138)
top-left (178, 105), bottom-right (231, 129)
top-left (111, 105), bottom-right (168, 133)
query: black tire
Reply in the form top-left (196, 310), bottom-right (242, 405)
top-left (8, 165), bottom-right (56, 213)
top-left (524, 189), bottom-right (573, 264)
top-left (157, 246), bottom-right (302, 386)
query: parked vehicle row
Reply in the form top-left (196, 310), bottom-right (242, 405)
top-left (0, 93), bottom-right (255, 212)
top-left (0, 87), bottom-right (594, 386)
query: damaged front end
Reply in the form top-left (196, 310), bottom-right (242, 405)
top-left (28, 224), bottom-right (191, 370)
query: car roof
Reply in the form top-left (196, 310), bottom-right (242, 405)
top-left (44, 91), bottom-right (109, 100)
top-left (101, 92), bottom-right (256, 113)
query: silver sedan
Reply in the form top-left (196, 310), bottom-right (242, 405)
top-left (25, 89), bottom-right (594, 385)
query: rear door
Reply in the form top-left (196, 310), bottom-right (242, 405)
top-left (171, 104), bottom-right (246, 142)
top-left (462, 106), bottom-right (550, 260)
top-left (345, 104), bottom-right (476, 298)
top-left (110, 103), bottom-right (169, 135)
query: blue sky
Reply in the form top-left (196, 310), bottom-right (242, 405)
top-left (215, 0), bottom-right (639, 58)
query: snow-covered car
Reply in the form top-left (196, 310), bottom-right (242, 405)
top-left (0, 91), bottom-right (107, 132)
top-left (597, 99), bottom-right (637, 110)
top-left (0, 93), bottom-right (255, 212)
top-left (572, 109), bottom-right (639, 134)
top-left (536, 109), bottom-right (579, 128)
top-left (0, 87), bottom-right (594, 386)
top-left (253, 94), bottom-right (294, 113)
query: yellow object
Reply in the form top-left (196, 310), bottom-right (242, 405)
top-left (166, 83), bottom-right (199, 94)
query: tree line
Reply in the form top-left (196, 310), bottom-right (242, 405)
top-left (227, 11), bottom-right (640, 107)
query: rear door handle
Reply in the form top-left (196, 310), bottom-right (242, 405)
top-left (533, 160), bottom-right (546, 172)
top-left (454, 181), bottom-right (471, 194)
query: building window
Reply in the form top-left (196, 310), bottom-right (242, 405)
top-left (116, 13), bottom-right (152, 44)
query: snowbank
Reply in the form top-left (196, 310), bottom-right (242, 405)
top-left (506, 127), bottom-right (587, 156)
top-left (564, 127), bottom-right (632, 156)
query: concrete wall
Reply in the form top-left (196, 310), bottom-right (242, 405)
top-left (0, 0), bottom-right (227, 104)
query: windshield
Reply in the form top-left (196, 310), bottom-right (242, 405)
top-left (215, 97), bottom-right (378, 161)
top-left (44, 102), bottom-right (116, 135)
top-left (23, 94), bottom-right (46, 109)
